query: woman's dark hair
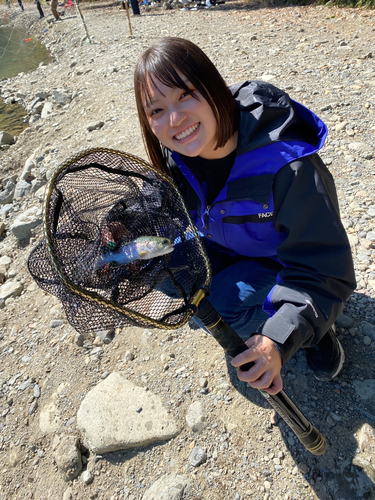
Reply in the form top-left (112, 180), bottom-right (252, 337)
top-left (134, 37), bottom-right (236, 173)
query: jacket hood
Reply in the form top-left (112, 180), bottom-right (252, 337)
top-left (231, 81), bottom-right (327, 156)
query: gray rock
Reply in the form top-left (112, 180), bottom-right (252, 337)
top-left (0, 281), bottom-right (23, 300)
top-left (18, 379), bottom-right (31, 391)
top-left (52, 91), bottom-right (70, 105)
top-left (87, 121), bottom-right (104, 132)
top-left (31, 178), bottom-right (46, 193)
top-left (34, 384), bottom-right (40, 398)
top-left (75, 333), bottom-right (85, 347)
top-left (35, 91), bottom-right (50, 100)
top-left (189, 446), bottom-right (207, 467)
top-left (0, 256), bottom-right (12, 269)
top-left (54, 436), bottom-right (82, 482)
top-left (14, 180), bottom-right (33, 199)
top-left (41, 102), bottom-right (53, 119)
top-left (352, 379), bottom-right (375, 400)
top-left (50, 319), bottom-right (63, 328)
top-left (0, 181), bottom-right (15, 205)
top-left (185, 401), bottom-right (207, 433)
top-left (29, 400), bottom-right (38, 414)
top-left (29, 114), bottom-right (41, 124)
top-left (336, 313), bottom-right (354, 329)
top-left (142, 474), bottom-right (190, 500)
top-left (39, 401), bottom-right (62, 434)
top-left (34, 184), bottom-right (46, 201)
top-left (33, 102), bottom-right (44, 114)
top-left (361, 321), bottom-right (375, 340)
top-left (348, 142), bottom-right (372, 153)
top-left (10, 206), bottom-right (42, 240)
top-left (0, 204), bottom-right (13, 219)
top-left (20, 156), bottom-right (35, 181)
top-left (0, 131), bottom-right (14, 146)
top-left (81, 470), bottom-right (93, 485)
top-left (97, 329), bottom-right (115, 344)
top-left (62, 487), bottom-right (73, 500)
top-left (77, 372), bottom-right (180, 453)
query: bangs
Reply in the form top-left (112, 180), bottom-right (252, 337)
top-left (140, 60), bottom-right (198, 105)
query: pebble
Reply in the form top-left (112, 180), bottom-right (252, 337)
top-left (50, 319), bottom-right (63, 328)
top-left (189, 447), bottom-right (207, 467)
top-left (81, 470), bottom-right (93, 485)
top-left (124, 350), bottom-right (134, 361)
top-left (33, 384), bottom-right (40, 398)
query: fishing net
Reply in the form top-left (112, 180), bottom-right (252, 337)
top-left (28, 148), bottom-right (211, 335)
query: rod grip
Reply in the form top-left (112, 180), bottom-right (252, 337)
top-left (195, 298), bottom-right (327, 456)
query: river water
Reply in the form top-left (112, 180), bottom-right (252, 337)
top-left (0, 22), bottom-right (52, 136)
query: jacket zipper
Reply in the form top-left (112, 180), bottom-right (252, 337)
top-left (203, 206), bottom-right (211, 229)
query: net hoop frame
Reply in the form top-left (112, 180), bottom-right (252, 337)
top-left (41, 147), bottom-right (212, 330)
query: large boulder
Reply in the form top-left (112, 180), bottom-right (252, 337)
top-left (77, 372), bottom-right (181, 453)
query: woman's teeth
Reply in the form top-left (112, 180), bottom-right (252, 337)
top-left (175, 123), bottom-right (199, 140)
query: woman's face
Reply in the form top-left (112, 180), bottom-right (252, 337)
top-left (143, 75), bottom-right (220, 159)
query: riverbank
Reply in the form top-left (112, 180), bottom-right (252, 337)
top-left (0, 2), bottom-right (375, 499)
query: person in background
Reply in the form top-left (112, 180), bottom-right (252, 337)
top-left (51, 0), bottom-right (61, 20)
top-left (18, 0), bottom-right (24, 11)
top-left (133, 37), bottom-right (356, 396)
top-left (36, 0), bottom-right (44, 18)
top-left (120, 0), bottom-right (140, 15)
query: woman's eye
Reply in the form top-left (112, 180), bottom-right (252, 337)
top-left (150, 108), bottom-right (162, 117)
top-left (180, 90), bottom-right (193, 100)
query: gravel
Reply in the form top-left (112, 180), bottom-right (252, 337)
top-left (0, 1), bottom-right (374, 499)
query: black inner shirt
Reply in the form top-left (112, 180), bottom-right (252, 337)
top-left (179, 149), bottom-right (236, 206)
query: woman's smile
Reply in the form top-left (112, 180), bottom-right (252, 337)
top-left (174, 123), bottom-right (200, 142)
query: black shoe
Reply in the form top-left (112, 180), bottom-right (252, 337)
top-left (305, 326), bottom-right (345, 381)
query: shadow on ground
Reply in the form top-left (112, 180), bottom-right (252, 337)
top-left (225, 290), bottom-right (375, 500)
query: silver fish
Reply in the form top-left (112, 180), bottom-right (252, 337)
top-left (95, 236), bottom-right (174, 269)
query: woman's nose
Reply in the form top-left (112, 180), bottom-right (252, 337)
top-left (169, 109), bottom-right (186, 127)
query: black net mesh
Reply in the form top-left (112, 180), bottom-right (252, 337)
top-left (28, 148), bottom-right (211, 335)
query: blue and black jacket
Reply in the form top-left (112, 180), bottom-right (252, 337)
top-left (165, 81), bottom-right (356, 364)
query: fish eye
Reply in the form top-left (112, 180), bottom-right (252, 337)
top-left (161, 239), bottom-right (169, 245)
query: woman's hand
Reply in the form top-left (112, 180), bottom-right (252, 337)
top-left (231, 334), bottom-right (283, 395)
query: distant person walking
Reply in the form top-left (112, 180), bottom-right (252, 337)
top-left (36, 0), bottom-right (44, 18)
top-left (51, 0), bottom-right (61, 20)
top-left (18, 0), bottom-right (25, 11)
top-left (120, 0), bottom-right (140, 15)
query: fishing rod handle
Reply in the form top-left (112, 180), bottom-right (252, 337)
top-left (195, 298), bottom-right (327, 456)
top-left (195, 297), bottom-right (254, 370)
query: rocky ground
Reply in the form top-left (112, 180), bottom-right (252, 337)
top-left (0, 1), bottom-right (375, 499)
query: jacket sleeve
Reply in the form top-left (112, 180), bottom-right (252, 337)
top-left (258, 154), bottom-right (356, 364)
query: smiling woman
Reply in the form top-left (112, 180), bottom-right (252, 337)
top-left (142, 78), bottom-right (233, 160)
top-left (133, 37), bottom-right (356, 397)
top-left (134, 37), bottom-right (236, 171)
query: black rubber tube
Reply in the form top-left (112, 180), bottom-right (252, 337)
top-left (195, 298), bottom-right (327, 455)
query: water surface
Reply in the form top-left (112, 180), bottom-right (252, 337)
top-left (0, 24), bottom-right (52, 80)
top-left (0, 23), bottom-right (52, 136)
